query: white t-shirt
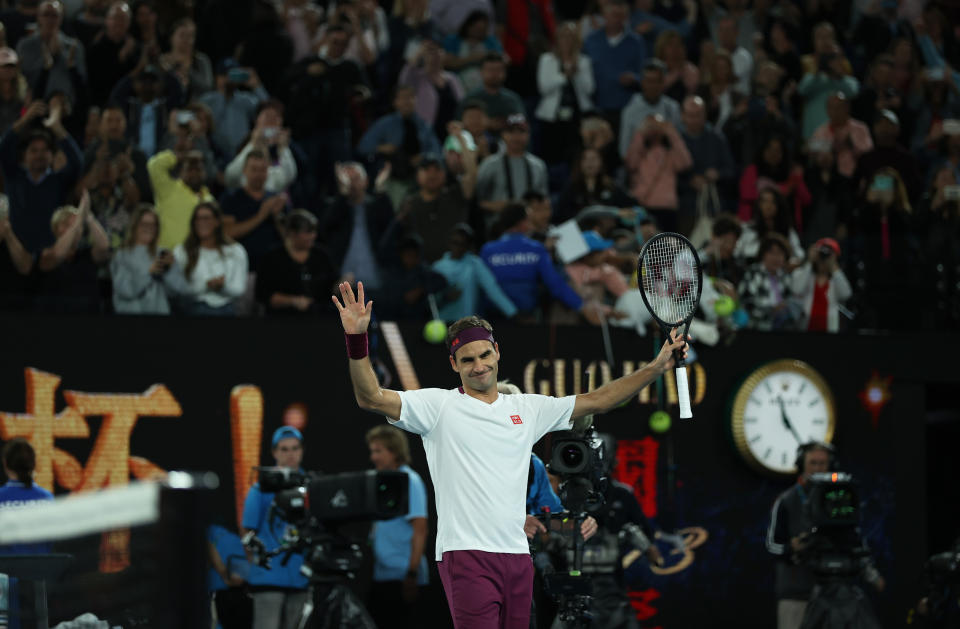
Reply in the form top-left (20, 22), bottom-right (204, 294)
top-left (391, 388), bottom-right (576, 560)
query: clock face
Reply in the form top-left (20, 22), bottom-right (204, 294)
top-left (730, 360), bottom-right (836, 476)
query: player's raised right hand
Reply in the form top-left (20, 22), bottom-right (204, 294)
top-left (332, 281), bottom-right (373, 334)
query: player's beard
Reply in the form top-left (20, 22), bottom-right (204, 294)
top-left (467, 365), bottom-right (497, 391)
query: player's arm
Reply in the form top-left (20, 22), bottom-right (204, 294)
top-left (333, 281), bottom-right (402, 420)
top-left (571, 330), bottom-right (687, 419)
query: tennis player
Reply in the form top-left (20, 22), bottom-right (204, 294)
top-left (333, 281), bottom-right (687, 629)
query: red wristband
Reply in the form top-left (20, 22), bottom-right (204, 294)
top-left (345, 332), bottom-right (369, 360)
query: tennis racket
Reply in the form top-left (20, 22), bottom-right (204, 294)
top-left (637, 232), bottom-right (703, 419)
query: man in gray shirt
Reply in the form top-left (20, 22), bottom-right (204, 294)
top-left (17, 0), bottom-right (87, 107)
top-left (619, 59), bottom-right (681, 158)
top-left (475, 114), bottom-right (547, 227)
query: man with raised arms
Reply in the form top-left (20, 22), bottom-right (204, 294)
top-left (332, 281), bottom-right (687, 629)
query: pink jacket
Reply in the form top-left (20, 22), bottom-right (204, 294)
top-left (399, 64), bottom-right (466, 127)
top-left (624, 124), bottom-right (692, 210)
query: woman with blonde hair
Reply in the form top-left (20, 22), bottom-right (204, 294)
top-left (696, 49), bottom-right (738, 129)
top-left (172, 201), bottom-right (248, 316)
top-left (110, 204), bottom-right (188, 314)
top-left (655, 29), bottom-right (699, 103)
top-left (36, 191), bottom-right (111, 313)
top-left (535, 21), bottom-right (594, 164)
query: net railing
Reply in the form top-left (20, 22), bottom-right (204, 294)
top-left (0, 475), bottom-right (212, 629)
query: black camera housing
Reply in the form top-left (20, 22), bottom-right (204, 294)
top-left (805, 472), bottom-right (859, 528)
top-left (257, 467), bottom-right (408, 523)
top-left (547, 430), bottom-right (608, 514)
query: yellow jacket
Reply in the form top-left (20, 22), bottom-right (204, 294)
top-left (147, 150), bottom-right (214, 250)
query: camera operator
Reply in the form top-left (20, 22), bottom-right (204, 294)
top-left (550, 433), bottom-right (662, 629)
top-left (766, 442), bottom-right (884, 629)
top-left (916, 535), bottom-right (960, 628)
top-left (496, 381), bottom-right (597, 543)
top-left (241, 427), bottom-right (309, 629)
top-left (364, 424), bottom-right (429, 629)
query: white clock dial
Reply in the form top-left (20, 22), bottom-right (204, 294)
top-left (730, 360), bottom-right (836, 476)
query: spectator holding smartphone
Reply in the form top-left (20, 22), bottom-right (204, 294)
top-left (223, 100), bottom-right (297, 194)
top-left (111, 204), bottom-right (188, 314)
top-left (790, 237), bottom-right (851, 332)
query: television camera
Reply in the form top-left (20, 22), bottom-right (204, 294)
top-left (531, 427), bottom-right (610, 627)
top-left (796, 472), bottom-right (884, 629)
top-left (242, 467), bottom-right (408, 629)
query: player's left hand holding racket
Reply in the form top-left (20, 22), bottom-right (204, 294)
top-left (637, 232), bottom-right (703, 419)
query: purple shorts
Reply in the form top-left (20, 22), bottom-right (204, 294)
top-left (437, 550), bottom-right (534, 629)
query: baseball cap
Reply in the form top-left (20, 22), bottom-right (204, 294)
top-left (0, 48), bottom-right (18, 66)
top-left (505, 113), bottom-right (529, 131)
top-left (271, 426), bottom-right (303, 448)
top-left (583, 230), bottom-right (614, 252)
top-left (216, 57), bottom-right (240, 75)
top-left (814, 237), bottom-right (841, 257)
top-left (419, 152), bottom-right (444, 169)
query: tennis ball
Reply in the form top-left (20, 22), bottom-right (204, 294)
top-left (714, 295), bottom-right (736, 317)
top-left (649, 410), bottom-right (671, 434)
top-left (423, 319), bottom-right (447, 344)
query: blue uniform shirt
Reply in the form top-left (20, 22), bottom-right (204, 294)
top-left (207, 525), bottom-right (250, 592)
top-left (0, 480), bottom-right (54, 554)
top-left (241, 482), bottom-right (308, 589)
top-left (480, 233), bottom-right (583, 313)
top-left (370, 464), bottom-right (429, 585)
top-left (527, 454), bottom-right (563, 516)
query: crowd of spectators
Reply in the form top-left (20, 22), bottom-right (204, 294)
top-left (0, 0), bottom-right (957, 333)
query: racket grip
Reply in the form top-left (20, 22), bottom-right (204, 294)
top-left (676, 366), bottom-right (692, 419)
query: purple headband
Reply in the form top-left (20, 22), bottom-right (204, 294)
top-left (449, 326), bottom-right (495, 356)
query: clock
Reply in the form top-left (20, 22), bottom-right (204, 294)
top-left (729, 360), bottom-right (836, 476)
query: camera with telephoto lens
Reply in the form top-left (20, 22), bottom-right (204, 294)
top-left (534, 426), bottom-right (611, 625)
top-left (246, 467), bottom-right (408, 579)
top-left (548, 428), bottom-right (609, 514)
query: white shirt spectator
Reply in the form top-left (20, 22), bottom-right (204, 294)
top-left (224, 143), bottom-right (298, 193)
top-left (791, 263), bottom-right (852, 332)
top-left (173, 242), bottom-right (248, 308)
top-left (735, 225), bottom-right (804, 264)
top-left (730, 46), bottom-right (753, 95)
top-left (534, 52), bottom-right (595, 123)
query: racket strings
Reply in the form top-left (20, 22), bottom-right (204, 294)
top-left (640, 236), bottom-right (701, 325)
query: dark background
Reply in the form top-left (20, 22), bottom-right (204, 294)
top-left (0, 313), bottom-right (955, 628)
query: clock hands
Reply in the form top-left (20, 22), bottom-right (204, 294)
top-left (778, 396), bottom-right (804, 444)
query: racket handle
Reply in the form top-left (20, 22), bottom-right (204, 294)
top-left (676, 366), bottom-right (692, 419)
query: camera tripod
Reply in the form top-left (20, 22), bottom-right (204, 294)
top-left (798, 536), bottom-right (882, 629)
